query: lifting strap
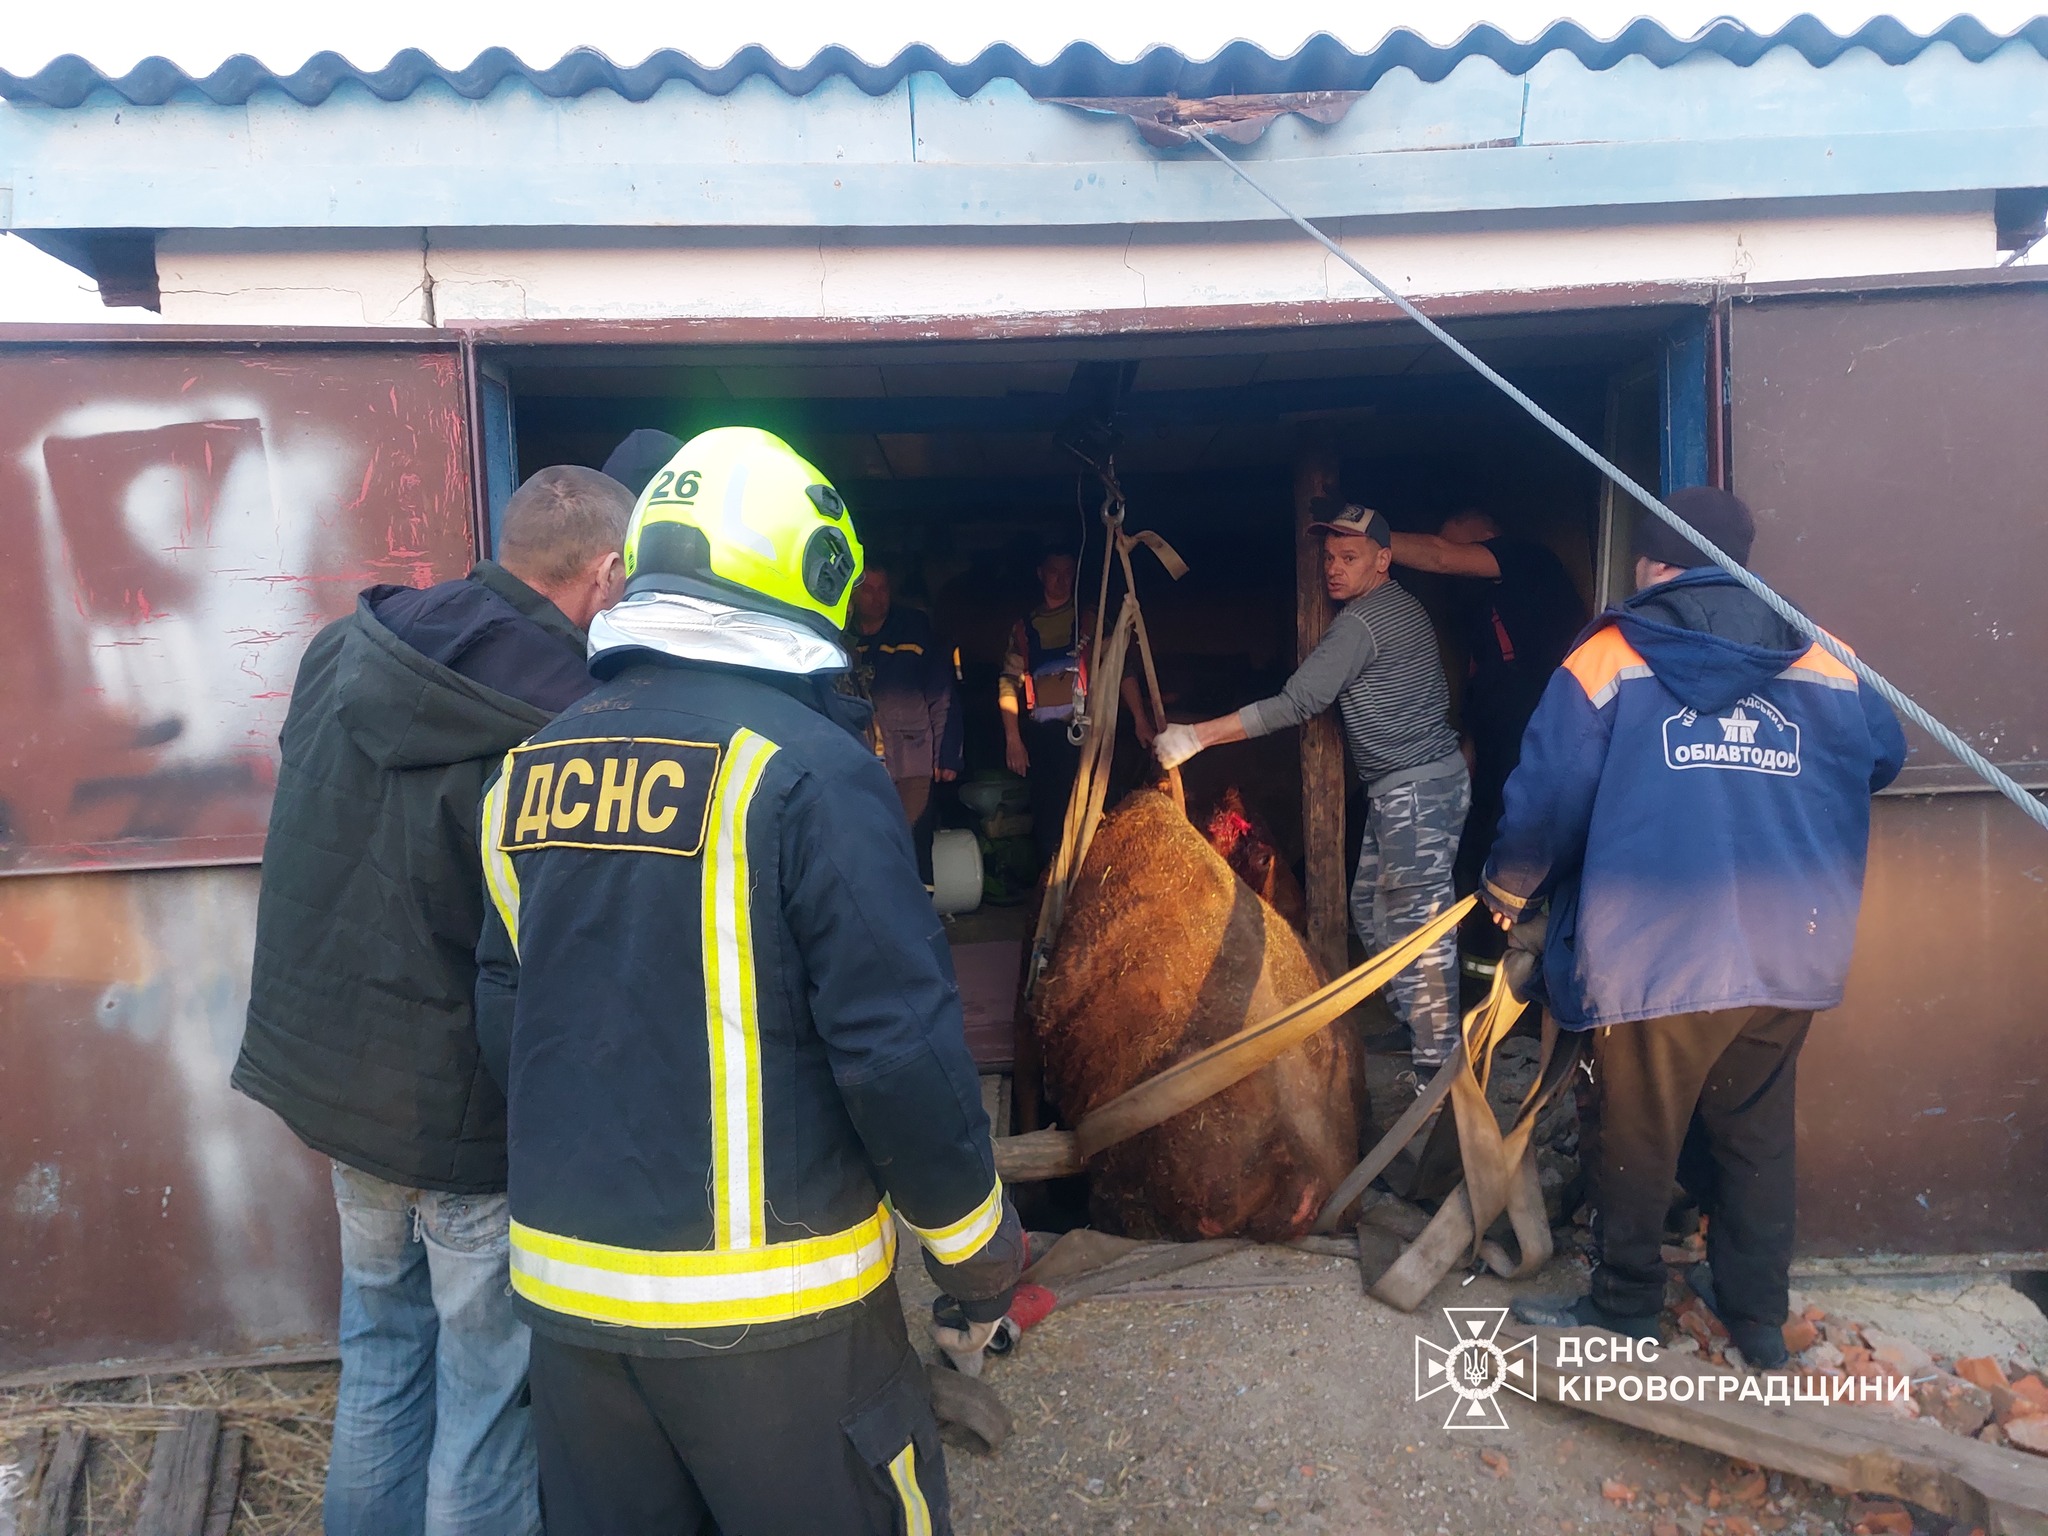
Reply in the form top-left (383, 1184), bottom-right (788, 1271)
top-left (1025, 481), bottom-right (1187, 997)
top-left (1002, 473), bottom-right (1565, 1282)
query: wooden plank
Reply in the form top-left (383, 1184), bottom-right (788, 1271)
top-left (201, 1428), bottom-right (244, 1536)
top-left (1293, 428), bottom-right (1349, 980)
top-left (1519, 1327), bottom-right (2048, 1536)
top-left (993, 1127), bottom-right (1083, 1182)
top-left (28, 1425), bottom-right (85, 1536)
top-left (135, 1409), bottom-right (221, 1536)
top-left (953, 940), bottom-right (1021, 1069)
top-left (4, 1430), bottom-right (47, 1536)
top-left (0, 1347), bottom-right (338, 1393)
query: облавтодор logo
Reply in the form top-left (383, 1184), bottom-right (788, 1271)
top-left (1415, 1307), bottom-right (1539, 1429)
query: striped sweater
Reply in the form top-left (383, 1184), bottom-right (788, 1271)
top-left (1239, 578), bottom-right (1462, 792)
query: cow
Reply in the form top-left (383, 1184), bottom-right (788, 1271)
top-left (1199, 785), bottom-right (1310, 939)
top-left (1030, 787), bottom-right (1365, 1241)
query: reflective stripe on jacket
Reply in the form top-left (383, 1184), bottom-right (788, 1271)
top-left (476, 660), bottom-right (1017, 1355)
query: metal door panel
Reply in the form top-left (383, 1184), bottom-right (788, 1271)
top-left (1730, 284), bottom-right (2048, 1255)
top-left (0, 345), bottom-right (476, 873)
top-left (1730, 284), bottom-right (2048, 792)
top-left (0, 339), bottom-right (474, 1374)
top-left (0, 867), bottom-right (338, 1376)
top-left (1798, 793), bottom-right (2048, 1255)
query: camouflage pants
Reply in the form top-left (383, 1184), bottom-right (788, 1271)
top-left (1351, 769), bottom-right (1470, 1068)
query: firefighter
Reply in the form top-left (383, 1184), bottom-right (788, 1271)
top-left (475, 427), bottom-right (1024, 1536)
top-left (999, 544), bottom-right (1160, 869)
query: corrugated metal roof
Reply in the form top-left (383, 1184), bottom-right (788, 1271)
top-left (5, 15), bottom-right (2046, 108)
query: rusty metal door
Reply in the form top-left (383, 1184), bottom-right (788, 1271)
top-left (1728, 280), bottom-right (2048, 1257)
top-left (0, 338), bottom-right (477, 1377)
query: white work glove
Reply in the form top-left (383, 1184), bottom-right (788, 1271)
top-left (932, 1314), bottom-right (1007, 1378)
top-left (1153, 723), bottom-right (1205, 771)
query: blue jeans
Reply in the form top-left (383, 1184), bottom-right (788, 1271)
top-left (325, 1162), bottom-right (540, 1536)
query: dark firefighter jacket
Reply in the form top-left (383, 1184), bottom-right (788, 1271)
top-left (475, 649), bottom-right (1022, 1357)
top-left (235, 562), bottom-right (591, 1192)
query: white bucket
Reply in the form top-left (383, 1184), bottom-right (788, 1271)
top-left (931, 829), bottom-right (984, 916)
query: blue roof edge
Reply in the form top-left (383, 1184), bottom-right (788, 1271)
top-left (7, 15), bottom-right (2047, 109)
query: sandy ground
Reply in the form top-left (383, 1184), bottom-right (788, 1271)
top-left (913, 1243), bottom-right (1874, 1536)
top-left (1, 1240), bottom-right (2008, 1536)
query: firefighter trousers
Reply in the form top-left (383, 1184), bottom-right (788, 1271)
top-left (529, 1282), bottom-right (950, 1536)
top-left (1586, 1005), bottom-right (1813, 1326)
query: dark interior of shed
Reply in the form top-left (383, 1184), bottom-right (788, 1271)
top-left (494, 312), bottom-right (1672, 890)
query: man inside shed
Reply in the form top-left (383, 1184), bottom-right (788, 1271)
top-left (1389, 509), bottom-right (1586, 950)
top-left (1001, 542), bottom-right (1158, 870)
top-left (234, 466), bottom-right (635, 1536)
top-left (1153, 501), bottom-right (1469, 1087)
top-left (848, 561), bottom-right (961, 885)
top-left (1493, 489), bottom-right (1904, 1364)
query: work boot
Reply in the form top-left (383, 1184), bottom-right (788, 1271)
top-left (1728, 1323), bottom-right (1790, 1370)
top-left (1511, 1291), bottom-right (1660, 1341)
top-left (1685, 1263), bottom-right (1790, 1369)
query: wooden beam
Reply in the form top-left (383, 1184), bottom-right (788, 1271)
top-left (1293, 429), bottom-right (1348, 979)
top-left (136, 1409), bottom-right (222, 1536)
top-left (28, 1426), bottom-right (85, 1536)
top-left (993, 1128), bottom-right (1083, 1182)
top-left (201, 1428), bottom-right (245, 1536)
top-left (1521, 1329), bottom-right (2048, 1535)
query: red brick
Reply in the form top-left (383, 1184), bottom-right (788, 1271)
top-left (1914, 1375), bottom-right (1995, 1437)
top-left (2012, 1375), bottom-right (2048, 1412)
top-left (1782, 1319), bottom-right (1820, 1355)
top-left (1725, 1473), bottom-right (1768, 1508)
top-left (1846, 1497), bottom-right (1913, 1536)
top-left (1991, 1386), bottom-right (2039, 1427)
top-left (2006, 1416), bottom-right (2048, 1457)
top-left (1866, 1330), bottom-right (1935, 1378)
top-left (1957, 1356), bottom-right (2010, 1392)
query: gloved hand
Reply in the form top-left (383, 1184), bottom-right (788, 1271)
top-left (1500, 910), bottom-right (1548, 1003)
top-left (931, 1312), bottom-right (1007, 1378)
top-left (1152, 722), bottom-right (1204, 770)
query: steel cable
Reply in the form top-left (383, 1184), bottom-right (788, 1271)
top-left (1184, 126), bottom-right (2048, 834)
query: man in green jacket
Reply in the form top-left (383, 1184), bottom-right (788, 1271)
top-left (234, 466), bottom-right (632, 1536)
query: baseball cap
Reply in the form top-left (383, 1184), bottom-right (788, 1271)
top-left (1306, 498), bottom-right (1392, 546)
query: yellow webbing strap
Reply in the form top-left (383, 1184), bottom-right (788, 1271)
top-left (1071, 896), bottom-right (1475, 1160)
top-left (1025, 503), bottom-right (1188, 994)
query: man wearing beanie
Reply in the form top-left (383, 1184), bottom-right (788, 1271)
top-left (1488, 487), bottom-right (1905, 1366)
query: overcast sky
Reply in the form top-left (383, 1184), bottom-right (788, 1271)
top-left (2, 2), bottom-right (2039, 320)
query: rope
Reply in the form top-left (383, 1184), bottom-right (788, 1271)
top-left (1183, 127), bottom-right (2048, 836)
top-left (1024, 485), bottom-right (1188, 998)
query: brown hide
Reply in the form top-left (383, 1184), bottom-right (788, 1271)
top-left (1031, 789), bottom-right (1363, 1241)
top-left (1199, 786), bottom-right (1310, 939)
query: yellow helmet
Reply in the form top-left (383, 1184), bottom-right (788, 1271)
top-left (622, 427), bottom-right (863, 637)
